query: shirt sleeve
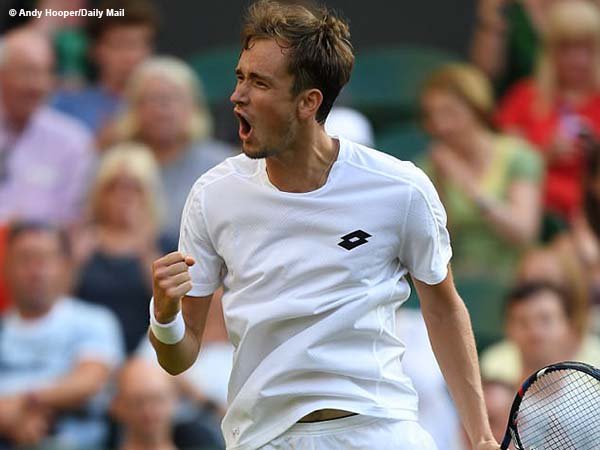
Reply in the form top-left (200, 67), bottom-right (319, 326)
top-left (75, 306), bottom-right (124, 369)
top-left (178, 183), bottom-right (224, 297)
top-left (507, 140), bottom-right (543, 183)
top-left (398, 168), bottom-right (452, 285)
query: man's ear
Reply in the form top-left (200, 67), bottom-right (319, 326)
top-left (297, 88), bottom-right (323, 121)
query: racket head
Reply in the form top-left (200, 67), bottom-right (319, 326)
top-left (500, 361), bottom-right (600, 450)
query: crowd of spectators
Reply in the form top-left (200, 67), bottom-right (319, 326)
top-left (1, 0), bottom-right (600, 449)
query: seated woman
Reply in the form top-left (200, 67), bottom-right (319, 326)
top-left (104, 57), bottom-right (235, 250)
top-left (73, 143), bottom-right (165, 354)
top-left (419, 63), bottom-right (542, 285)
top-left (496, 0), bottom-right (600, 223)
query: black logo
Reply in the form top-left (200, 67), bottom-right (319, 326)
top-left (338, 230), bottom-right (372, 251)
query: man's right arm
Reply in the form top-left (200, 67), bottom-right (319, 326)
top-left (149, 251), bottom-right (213, 376)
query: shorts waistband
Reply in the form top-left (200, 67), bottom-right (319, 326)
top-left (285, 414), bottom-right (383, 436)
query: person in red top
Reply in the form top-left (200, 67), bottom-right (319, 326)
top-left (496, 0), bottom-right (600, 221)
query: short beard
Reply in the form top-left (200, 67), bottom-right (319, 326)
top-left (244, 146), bottom-right (280, 159)
top-left (243, 114), bottom-right (297, 160)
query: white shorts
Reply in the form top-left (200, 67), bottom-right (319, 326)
top-left (257, 415), bottom-right (438, 450)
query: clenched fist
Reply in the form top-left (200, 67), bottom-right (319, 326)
top-left (152, 252), bottom-right (195, 323)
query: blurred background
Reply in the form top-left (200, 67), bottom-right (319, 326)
top-left (0, 0), bottom-right (599, 449)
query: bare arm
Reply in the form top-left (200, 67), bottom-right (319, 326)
top-left (476, 179), bottom-right (541, 246)
top-left (149, 251), bottom-right (214, 376)
top-left (33, 360), bottom-right (110, 410)
top-left (432, 146), bottom-right (541, 246)
top-left (149, 294), bottom-right (213, 375)
top-left (415, 269), bottom-right (498, 450)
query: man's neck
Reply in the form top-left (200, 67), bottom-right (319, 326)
top-left (16, 300), bottom-right (56, 321)
top-left (1, 99), bottom-right (30, 134)
top-left (264, 126), bottom-right (339, 193)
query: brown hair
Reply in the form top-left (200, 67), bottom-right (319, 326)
top-left (505, 281), bottom-right (574, 322)
top-left (421, 63), bottom-right (496, 131)
top-left (241, 0), bottom-right (354, 124)
top-left (88, 0), bottom-right (159, 43)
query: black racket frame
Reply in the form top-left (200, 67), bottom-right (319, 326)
top-left (500, 361), bottom-right (600, 450)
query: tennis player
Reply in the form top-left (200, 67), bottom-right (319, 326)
top-left (149, 1), bottom-right (500, 449)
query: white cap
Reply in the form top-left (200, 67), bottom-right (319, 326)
top-left (325, 107), bottom-right (375, 147)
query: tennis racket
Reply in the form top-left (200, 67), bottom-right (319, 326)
top-left (500, 361), bottom-right (600, 450)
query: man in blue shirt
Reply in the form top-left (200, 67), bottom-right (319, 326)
top-left (0, 221), bottom-right (124, 449)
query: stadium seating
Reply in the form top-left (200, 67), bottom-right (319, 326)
top-left (375, 121), bottom-right (429, 162)
top-left (344, 45), bottom-right (459, 129)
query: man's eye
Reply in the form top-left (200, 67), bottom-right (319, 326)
top-left (255, 81), bottom-right (268, 88)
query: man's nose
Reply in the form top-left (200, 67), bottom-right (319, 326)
top-left (230, 83), bottom-right (248, 105)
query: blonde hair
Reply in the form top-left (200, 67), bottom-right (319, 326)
top-left (89, 142), bottom-right (165, 228)
top-left (536, 0), bottom-right (600, 110)
top-left (115, 56), bottom-right (213, 143)
top-left (421, 63), bottom-right (495, 130)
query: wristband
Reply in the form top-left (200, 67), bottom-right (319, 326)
top-left (149, 297), bottom-right (186, 344)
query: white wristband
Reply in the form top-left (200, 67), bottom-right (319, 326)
top-left (149, 297), bottom-right (186, 345)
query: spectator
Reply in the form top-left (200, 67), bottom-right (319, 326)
top-left (26, 0), bottom-right (91, 89)
top-left (480, 281), bottom-right (600, 386)
top-left (496, 0), bottom-right (600, 223)
top-left (420, 63), bottom-right (542, 283)
top-left (0, 221), bottom-right (124, 449)
top-left (517, 245), bottom-right (590, 338)
top-left (514, 131), bottom-right (600, 336)
top-left (74, 142), bottom-right (164, 354)
top-left (52, 0), bottom-right (158, 133)
top-left (110, 57), bottom-right (235, 249)
top-left (111, 358), bottom-right (178, 450)
top-left (324, 106), bottom-right (375, 147)
top-left (0, 27), bottom-right (95, 225)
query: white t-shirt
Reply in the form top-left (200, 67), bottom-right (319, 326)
top-left (179, 137), bottom-right (452, 450)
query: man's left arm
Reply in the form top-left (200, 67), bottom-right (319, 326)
top-left (414, 268), bottom-right (498, 450)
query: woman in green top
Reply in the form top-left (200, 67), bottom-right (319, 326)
top-left (420, 63), bottom-right (543, 284)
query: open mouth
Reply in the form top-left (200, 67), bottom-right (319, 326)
top-left (235, 111), bottom-right (253, 141)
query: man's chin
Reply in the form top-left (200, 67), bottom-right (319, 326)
top-left (241, 142), bottom-right (277, 159)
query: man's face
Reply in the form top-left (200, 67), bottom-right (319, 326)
top-left (230, 38), bottom-right (300, 158)
top-left (115, 366), bottom-right (176, 440)
top-left (507, 291), bottom-right (573, 368)
top-left (136, 76), bottom-right (193, 146)
top-left (4, 230), bottom-right (66, 315)
top-left (554, 38), bottom-right (596, 89)
top-left (421, 89), bottom-right (480, 146)
top-left (0, 37), bottom-right (54, 126)
top-left (95, 25), bottom-right (153, 87)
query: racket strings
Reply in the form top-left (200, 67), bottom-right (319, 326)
top-left (514, 369), bottom-right (600, 449)
top-left (518, 371), bottom-right (598, 448)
